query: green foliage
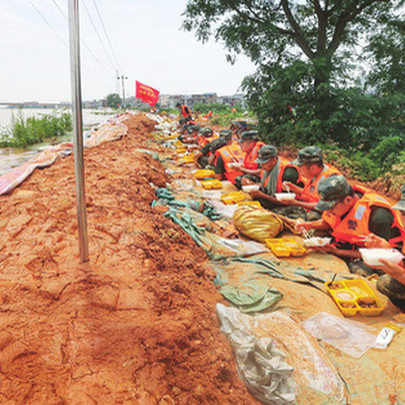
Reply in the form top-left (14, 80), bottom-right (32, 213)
top-left (193, 102), bottom-right (231, 114)
top-left (0, 110), bottom-right (72, 148)
top-left (106, 93), bottom-right (122, 108)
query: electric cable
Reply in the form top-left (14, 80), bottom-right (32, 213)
top-left (50, 0), bottom-right (114, 77)
top-left (91, 0), bottom-right (122, 73)
top-left (82, 0), bottom-right (117, 72)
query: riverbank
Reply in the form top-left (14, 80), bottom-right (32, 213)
top-left (0, 113), bottom-right (257, 404)
top-left (0, 108), bottom-right (116, 176)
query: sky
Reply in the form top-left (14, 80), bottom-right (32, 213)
top-left (0, 0), bottom-right (256, 103)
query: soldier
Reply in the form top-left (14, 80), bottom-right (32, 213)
top-left (213, 130), bottom-right (245, 184)
top-left (283, 146), bottom-right (341, 215)
top-left (232, 131), bottom-right (265, 189)
top-left (296, 175), bottom-right (403, 276)
top-left (363, 185), bottom-right (405, 309)
top-left (248, 145), bottom-right (304, 218)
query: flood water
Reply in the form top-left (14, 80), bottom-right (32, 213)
top-left (0, 107), bottom-right (116, 176)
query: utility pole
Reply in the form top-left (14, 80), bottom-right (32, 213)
top-left (68, 0), bottom-right (89, 263)
top-left (117, 74), bottom-right (128, 108)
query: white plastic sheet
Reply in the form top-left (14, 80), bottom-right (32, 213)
top-left (302, 312), bottom-right (377, 358)
top-left (217, 304), bottom-right (296, 405)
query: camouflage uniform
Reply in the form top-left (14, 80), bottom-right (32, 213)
top-left (317, 176), bottom-right (405, 309)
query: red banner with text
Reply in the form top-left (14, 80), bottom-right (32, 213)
top-left (135, 81), bottom-right (160, 106)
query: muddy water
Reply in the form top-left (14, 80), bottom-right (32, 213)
top-left (0, 108), bottom-right (116, 176)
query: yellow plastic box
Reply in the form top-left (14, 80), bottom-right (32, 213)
top-left (221, 192), bottom-right (247, 205)
top-left (194, 169), bottom-right (216, 180)
top-left (265, 238), bottom-right (306, 257)
top-left (179, 154), bottom-right (195, 163)
top-left (237, 201), bottom-right (262, 208)
top-left (201, 179), bottom-right (223, 189)
top-left (325, 279), bottom-right (385, 317)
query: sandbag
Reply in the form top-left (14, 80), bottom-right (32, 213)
top-left (233, 205), bottom-right (283, 243)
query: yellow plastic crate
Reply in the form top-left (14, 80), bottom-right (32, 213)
top-left (265, 238), bottom-right (306, 258)
top-left (221, 191), bottom-right (247, 205)
top-left (237, 201), bottom-right (262, 208)
top-left (325, 279), bottom-right (385, 317)
top-left (194, 169), bottom-right (216, 180)
top-left (179, 154), bottom-right (195, 163)
top-left (201, 179), bottom-right (223, 189)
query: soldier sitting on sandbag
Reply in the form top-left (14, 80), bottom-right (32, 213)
top-left (178, 124), bottom-right (201, 144)
top-left (295, 175), bottom-right (404, 291)
top-left (281, 146), bottom-right (341, 220)
top-left (230, 130), bottom-right (265, 190)
top-left (213, 130), bottom-right (245, 184)
top-left (247, 145), bottom-right (305, 219)
top-left (361, 185), bottom-right (405, 309)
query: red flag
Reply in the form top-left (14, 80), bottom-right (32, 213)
top-left (135, 81), bottom-right (160, 106)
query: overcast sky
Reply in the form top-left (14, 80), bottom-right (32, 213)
top-left (0, 0), bottom-right (256, 103)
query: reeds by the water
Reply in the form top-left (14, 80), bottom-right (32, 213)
top-left (0, 110), bottom-right (72, 148)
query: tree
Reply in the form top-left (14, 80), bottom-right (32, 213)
top-left (182, 0), bottom-right (404, 120)
top-left (106, 93), bottom-right (122, 108)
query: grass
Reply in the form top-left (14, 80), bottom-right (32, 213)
top-left (0, 110), bottom-right (73, 148)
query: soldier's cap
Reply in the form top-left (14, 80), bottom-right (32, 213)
top-left (230, 120), bottom-right (247, 130)
top-left (315, 175), bottom-right (352, 211)
top-left (219, 129), bottom-right (233, 141)
top-left (187, 124), bottom-right (201, 134)
top-left (199, 127), bottom-right (213, 137)
top-left (291, 146), bottom-right (323, 166)
top-left (255, 145), bottom-right (278, 165)
top-left (392, 185), bottom-right (405, 212)
top-left (240, 130), bottom-right (260, 143)
top-left (210, 138), bottom-right (227, 153)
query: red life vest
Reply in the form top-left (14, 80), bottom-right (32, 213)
top-left (243, 141), bottom-right (265, 170)
top-left (300, 165), bottom-right (341, 203)
top-left (215, 143), bottom-right (245, 184)
top-left (260, 157), bottom-right (299, 194)
top-left (322, 190), bottom-right (404, 247)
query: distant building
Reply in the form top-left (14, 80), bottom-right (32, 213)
top-left (218, 94), bottom-right (245, 107)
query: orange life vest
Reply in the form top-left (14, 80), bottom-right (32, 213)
top-left (300, 165), bottom-right (341, 203)
top-left (243, 141), bottom-right (266, 170)
top-left (215, 143), bottom-right (245, 183)
top-left (322, 190), bottom-right (403, 247)
top-left (197, 133), bottom-right (218, 149)
top-left (260, 157), bottom-right (299, 194)
top-left (181, 105), bottom-right (191, 118)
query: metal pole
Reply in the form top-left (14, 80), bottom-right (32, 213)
top-left (68, 0), bottom-right (89, 262)
top-left (121, 75), bottom-right (126, 107)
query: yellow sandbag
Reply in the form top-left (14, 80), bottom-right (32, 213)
top-left (233, 205), bottom-right (283, 243)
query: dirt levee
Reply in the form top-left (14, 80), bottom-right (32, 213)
top-left (0, 114), bottom-right (257, 404)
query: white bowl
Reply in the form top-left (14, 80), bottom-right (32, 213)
top-left (275, 192), bottom-right (296, 201)
top-left (303, 237), bottom-right (332, 247)
top-left (359, 248), bottom-right (404, 267)
top-left (242, 184), bottom-right (260, 192)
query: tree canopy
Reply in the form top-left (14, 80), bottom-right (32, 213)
top-left (106, 93), bottom-right (122, 108)
top-left (183, 1), bottom-right (405, 181)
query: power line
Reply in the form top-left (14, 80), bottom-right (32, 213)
top-left (50, 0), bottom-right (114, 77)
top-left (91, 0), bottom-right (122, 73)
top-left (51, 0), bottom-right (67, 19)
top-left (27, 0), bottom-right (68, 46)
top-left (82, 0), bottom-right (117, 72)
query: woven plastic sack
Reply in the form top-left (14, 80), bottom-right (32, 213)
top-left (233, 205), bottom-right (283, 243)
